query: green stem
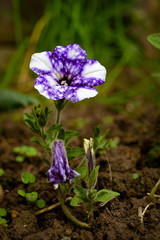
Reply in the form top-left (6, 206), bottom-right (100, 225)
top-left (88, 202), bottom-right (94, 219)
top-left (58, 186), bottom-right (90, 228)
top-left (54, 99), bottom-right (68, 124)
top-left (60, 200), bottom-right (90, 228)
top-left (56, 110), bottom-right (61, 124)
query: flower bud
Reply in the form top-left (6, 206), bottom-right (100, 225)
top-left (84, 138), bottom-right (96, 175)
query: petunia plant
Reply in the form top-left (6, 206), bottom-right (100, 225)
top-left (25, 44), bottom-right (119, 228)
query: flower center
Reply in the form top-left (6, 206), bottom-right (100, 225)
top-left (59, 77), bottom-right (71, 86)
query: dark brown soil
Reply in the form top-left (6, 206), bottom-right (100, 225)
top-left (0, 100), bottom-right (160, 240)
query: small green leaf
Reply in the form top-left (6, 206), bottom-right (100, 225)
top-left (74, 185), bottom-right (87, 200)
top-left (88, 189), bottom-right (97, 200)
top-left (93, 138), bottom-right (98, 150)
top-left (64, 130), bottom-right (79, 144)
top-left (0, 217), bottom-right (7, 226)
top-left (40, 157), bottom-right (51, 166)
top-left (94, 125), bottom-right (102, 139)
top-left (132, 173), bottom-right (139, 179)
top-left (24, 113), bottom-right (34, 121)
top-left (26, 192), bottom-right (38, 202)
top-left (21, 172), bottom-right (36, 184)
top-left (18, 189), bottom-right (26, 197)
top-left (35, 199), bottom-right (46, 208)
top-left (96, 189), bottom-right (120, 203)
top-left (0, 168), bottom-right (4, 176)
top-left (66, 147), bottom-right (84, 161)
top-left (57, 128), bottom-right (65, 140)
top-left (44, 107), bottom-right (49, 118)
top-left (24, 119), bottom-right (40, 134)
top-left (14, 145), bottom-right (37, 156)
top-left (70, 195), bottom-right (84, 206)
top-left (47, 124), bottom-right (62, 133)
top-left (30, 136), bottom-right (41, 145)
top-left (107, 139), bottom-right (119, 148)
top-left (0, 208), bottom-right (7, 217)
top-left (25, 146), bottom-right (38, 157)
top-left (147, 33), bottom-right (160, 49)
top-left (74, 166), bottom-right (88, 181)
top-left (15, 155), bottom-right (25, 162)
top-left (88, 165), bottom-right (100, 188)
top-left (44, 147), bottom-right (51, 154)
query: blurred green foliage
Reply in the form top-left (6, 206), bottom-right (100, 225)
top-left (1, 0), bottom-right (160, 110)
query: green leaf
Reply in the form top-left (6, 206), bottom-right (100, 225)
top-left (132, 173), bottom-right (139, 179)
top-left (88, 165), bottom-right (100, 189)
top-left (21, 172), bottom-right (36, 184)
top-left (44, 107), bottom-right (49, 118)
top-left (15, 155), bottom-right (25, 162)
top-left (66, 147), bottom-right (84, 161)
top-left (88, 189), bottom-right (97, 200)
top-left (107, 139), bottom-right (119, 148)
top-left (44, 147), bottom-right (52, 155)
top-left (64, 130), bottom-right (79, 144)
top-left (25, 146), bottom-right (38, 157)
top-left (26, 192), bottom-right (38, 202)
top-left (40, 157), bottom-right (51, 166)
top-left (30, 136), bottom-right (41, 145)
top-left (13, 145), bottom-right (38, 157)
top-left (70, 195), bottom-right (84, 206)
top-left (24, 113), bottom-right (34, 121)
top-left (18, 189), bottom-right (26, 197)
top-left (13, 146), bottom-right (24, 154)
top-left (47, 124), bottom-right (62, 133)
top-left (0, 89), bottom-right (37, 111)
top-left (0, 208), bottom-right (7, 217)
top-left (96, 189), bottom-right (120, 203)
top-left (57, 128), bottom-right (65, 140)
top-left (24, 119), bottom-right (40, 134)
top-left (74, 185), bottom-right (87, 200)
top-left (75, 166), bottom-right (88, 181)
top-left (0, 168), bottom-right (4, 176)
top-left (147, 33), bottom-right (160, 49)
top-left (45, 132), bottom-right (54, 142)
top-left (94, 125), bottom-right (102, 139)
top-left (93, 138), bottom-right (98, 150)
top-left (71, 166), bottom-right (88, 186)
top-left (35, 199), bottom-right (46, 208)
top-left (0, 217), bottom-right (7, 226)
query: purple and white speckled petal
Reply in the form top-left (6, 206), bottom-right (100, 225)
top-left (63, 86), bottom-right (98, 102)
top-left (46, 140), bottom-right (80, 187)
top-left (30, 51), bottom-right (54, 75)
top-left (54, 44), bottom-right (87, 60)
top-left (34, 76), bottom-right (68, 100)
top-left (80, 59), bottom-right (106, 83)
top-left (71, 76), bottom-right (105, 87)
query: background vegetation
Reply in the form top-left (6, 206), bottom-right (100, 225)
top-left (0, 0), bottom-right (160, 110)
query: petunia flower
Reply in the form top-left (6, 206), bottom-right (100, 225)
top-left (46, 140), bottom-right (80, 189)
top-left (30, 44), bottom-right (106, 102)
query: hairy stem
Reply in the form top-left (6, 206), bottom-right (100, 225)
top-left (60, 200), bottom-right (90, 228)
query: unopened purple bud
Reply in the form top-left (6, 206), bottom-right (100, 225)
top-left (46, 140), bottom-right (80, 188)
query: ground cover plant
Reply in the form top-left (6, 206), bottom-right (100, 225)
top-left (0, 0), bottom-right (160, 239)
